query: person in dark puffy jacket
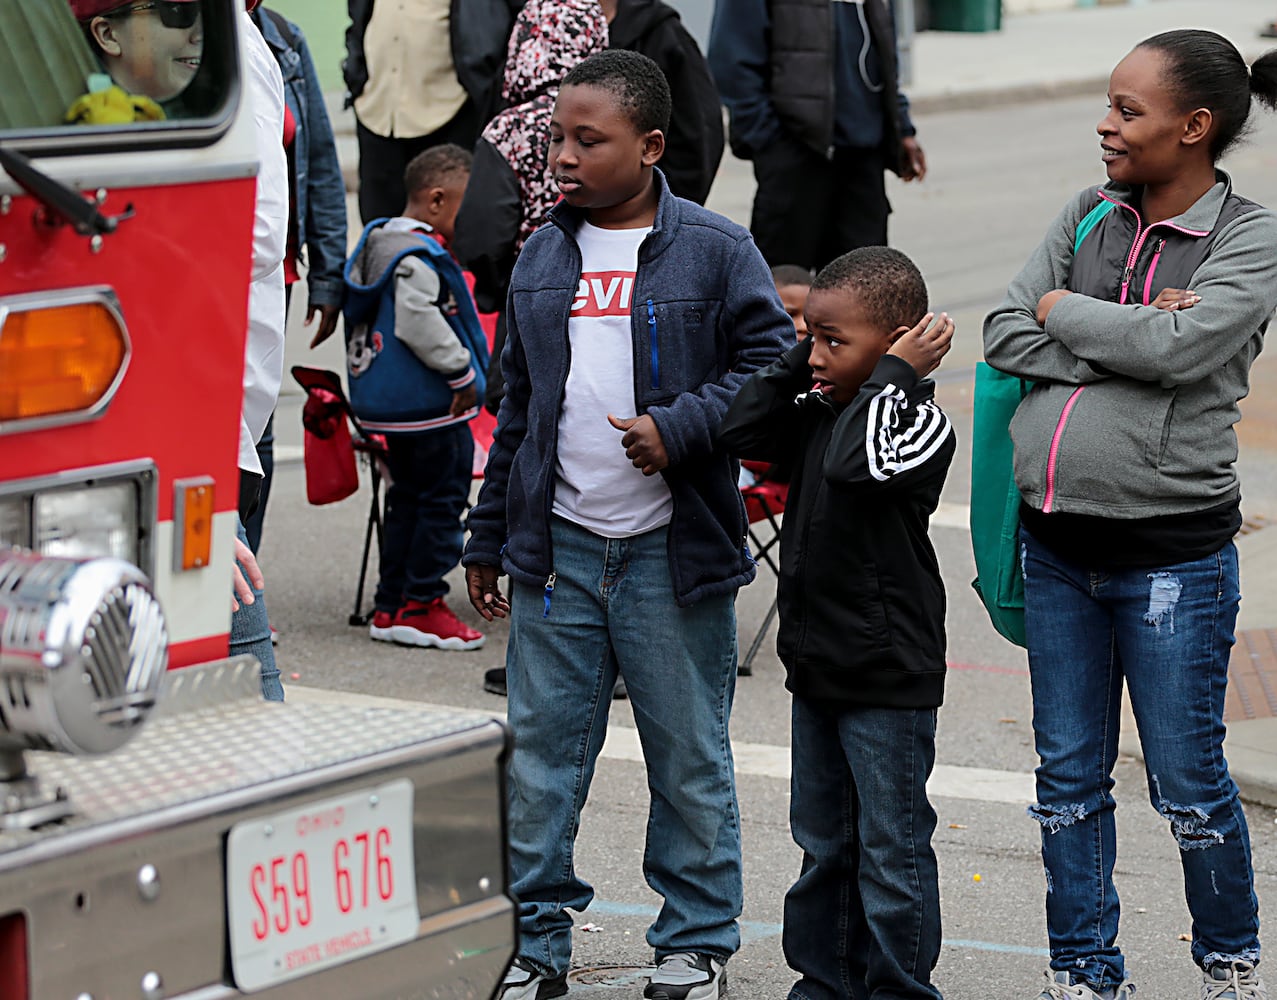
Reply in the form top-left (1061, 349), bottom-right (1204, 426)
top-left (708, 0), bottom-right (925, 271)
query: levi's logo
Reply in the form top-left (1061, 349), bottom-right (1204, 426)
top-left (572, 271), bottom-right (635, 317)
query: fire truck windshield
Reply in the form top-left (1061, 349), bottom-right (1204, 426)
top-left (0, 0), bottom-right (236, 143)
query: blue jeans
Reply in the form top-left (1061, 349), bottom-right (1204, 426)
top-left (1021, 530), bottom-right (1259, 988)
top-left (375, 425), bottom-right (473, 612)
top-left (231, 515), bottom-right (283, 701)
top-left (785, 696), bottom-right (942, 1000)
top-left (505, 516), bottom-right (743, 977)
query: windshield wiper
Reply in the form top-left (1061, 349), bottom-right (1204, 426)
top-left (0, 145), bottom-right (127, 237)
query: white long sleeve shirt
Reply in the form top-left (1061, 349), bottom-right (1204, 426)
top-left (239, 10), bottom-right (288, 475)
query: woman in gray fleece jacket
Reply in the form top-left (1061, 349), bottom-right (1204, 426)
top-left (983, 30), bottom-right (1277, 1000)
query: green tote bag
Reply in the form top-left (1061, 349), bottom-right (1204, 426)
top-left (969, 362), bottom-right (1030, 647)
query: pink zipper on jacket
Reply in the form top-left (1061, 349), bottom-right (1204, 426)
top-left (1041, 196), bottom-right (1210, 510)
top-left (1043, 387), bottom-right (1085, 513)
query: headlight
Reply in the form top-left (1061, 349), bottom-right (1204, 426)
top-left (35, 482), bottom-right (138, 562)
top-left (0, 462), bottom-right (154, 575)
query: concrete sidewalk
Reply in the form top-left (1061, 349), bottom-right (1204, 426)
top-left (314, 0), bottom-right (1277, 807)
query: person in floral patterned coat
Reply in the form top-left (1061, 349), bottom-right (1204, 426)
top-left (452, 0), bottom-right (608, 412)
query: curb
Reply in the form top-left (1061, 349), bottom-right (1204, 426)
top-left (909, 75), bottom-right (1111, 115)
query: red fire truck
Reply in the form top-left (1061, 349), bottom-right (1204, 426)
top-left (0, 3), bottom-right (513, 996)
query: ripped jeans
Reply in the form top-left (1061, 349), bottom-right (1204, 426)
top-left (1020, 530), bottom-right (1258, 989)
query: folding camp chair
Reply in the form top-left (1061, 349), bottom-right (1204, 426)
top-left (291, 366), bottom-right (390, 627)
top-left (738, 461), bottom-right (789, 676)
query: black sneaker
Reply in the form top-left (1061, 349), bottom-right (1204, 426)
top-left (499, 957), bottom-right (567, 999)
top-left (644, 952), bottom-right (725, 1000)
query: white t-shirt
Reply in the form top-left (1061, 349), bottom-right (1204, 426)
top-left (552, 223), bottom-right (672, 538)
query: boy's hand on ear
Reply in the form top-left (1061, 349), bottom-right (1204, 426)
top-left (607, 414), bottom-right (670, 476)
top-left (888, 312), bottom-right (954, 378)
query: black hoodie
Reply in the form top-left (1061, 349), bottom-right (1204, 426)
top-left (608, 0), bottom-right (724, 205)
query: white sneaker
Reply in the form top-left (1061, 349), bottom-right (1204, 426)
top-left (499, 957), bottom-right (567, 999)
top-left (1203, 961), bottom-right (1268, 1000)
top-left (1037, 970), bottom-right (1136, 999)
top-left (644, 952), bottom-right (725, 1000)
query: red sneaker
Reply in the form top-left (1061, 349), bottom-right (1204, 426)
top-left (369, 609), bottom-right (397, 643)
top-left (392, 598), bottom-right (485, 651)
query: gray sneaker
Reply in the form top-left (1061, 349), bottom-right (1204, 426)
top-left (645, 952), bottom-right (725, 1000)
top-left (1202, 961), bottom-right (1268, 1000)
top-left (1037, 970), bottom-right (1136, 1000)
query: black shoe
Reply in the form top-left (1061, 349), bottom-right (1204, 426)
top-left (483, 666), bottom-right (508, 697)
top-left (613, 677), bottom-right (628, 700)
top-left (499, 956), bottom-right (568, 999)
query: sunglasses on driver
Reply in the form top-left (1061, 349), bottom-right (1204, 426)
top-left (105, 1), bottom-right (200, 30)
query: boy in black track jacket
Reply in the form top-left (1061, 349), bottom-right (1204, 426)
top-left (719, 246), bottom-right (955, 1000)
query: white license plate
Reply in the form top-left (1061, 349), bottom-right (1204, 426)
top-left (226, 779), bottom-right (419, 992)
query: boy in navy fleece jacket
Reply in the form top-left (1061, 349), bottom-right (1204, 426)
top-left (462, 49), bottom-right (790, 1000)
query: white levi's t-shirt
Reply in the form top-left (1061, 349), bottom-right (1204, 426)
top-left (552, 222), bottom-right (672, 538)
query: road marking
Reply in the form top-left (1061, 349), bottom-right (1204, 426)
top-left (602, 726), bottom-right (1034, 805)
top-left (289, 684), bottom-right (1034, 806)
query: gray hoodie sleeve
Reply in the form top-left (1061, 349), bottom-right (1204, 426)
top-left (393, 256), bottom-right (474, 377)
top-left (983, 190), bottom-right (1110, 385)
top-left (1044, 207), bottom-right (1277, 387)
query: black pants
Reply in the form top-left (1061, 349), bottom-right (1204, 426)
top-left (749, 137), bottom-right (891, 272)
top-left (355, 100), bottom-right (482, 224)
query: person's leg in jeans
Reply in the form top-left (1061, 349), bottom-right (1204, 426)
top-left (230, 515), bottom-right (283, 701)
top-left (749, 135), bottom-right (836, 271)
top-left (400, 423), bottom-right (473, 603)
top-left (1020, 529), bottom-right (1128, 991)
top-left (1115, 544), bottom-right (1260, 972)
top-left (609, 525), bottom-right (742, 963)
top-left (503, 517), bottom-right (623, 977)
top-left (373, 433), bottom-right (415, 616)
top-left (785, 696), bottom-right (941, 1000)
top-left (784, 695), bottom-right (871, 1000)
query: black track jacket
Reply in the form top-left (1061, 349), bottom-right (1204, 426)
top-left (719, 340), bottom-right (954, 709)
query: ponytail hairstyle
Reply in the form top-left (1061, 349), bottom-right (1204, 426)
top-left (1137, 29), bottom-right (1277, 161)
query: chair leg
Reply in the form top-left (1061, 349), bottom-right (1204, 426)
top-left (740, 592), bottom-right (779, 676)
top-left (349, 463), bottom-right (384, 626)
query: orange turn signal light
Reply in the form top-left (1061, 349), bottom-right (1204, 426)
top-left (0, 291), bottom-right (129, 425)
top-left (174, 477), bottom-right (215, 572)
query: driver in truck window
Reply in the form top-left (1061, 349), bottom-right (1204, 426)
top-left (70, 0), bottom-right (203, 106)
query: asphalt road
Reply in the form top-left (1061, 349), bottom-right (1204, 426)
top-left (262, 94), bottom-right (1277, 998)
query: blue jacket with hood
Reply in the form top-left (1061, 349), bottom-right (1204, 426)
top-left (462, 170), bottom-right (793, 607)
top-left (343, 220), bottom-right (489, 433)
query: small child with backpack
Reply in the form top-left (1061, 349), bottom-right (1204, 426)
top-left (343, 144), bottom-right (490, 651)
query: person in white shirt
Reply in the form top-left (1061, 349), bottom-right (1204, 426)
top-left (231, 0), bottom-right (288, 701)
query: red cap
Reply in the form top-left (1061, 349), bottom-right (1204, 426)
top-left (245, 0), bottom-right (261, 9)
top-left (69, 0), bottom-right (197, 20)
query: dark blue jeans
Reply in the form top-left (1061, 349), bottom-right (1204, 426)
top-left (1021, 530), bottom-right (1260, 988)
top-left (784, 696), bottom-right (942, 1000)
top-left (374, 424), bottom-right (473, 613)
